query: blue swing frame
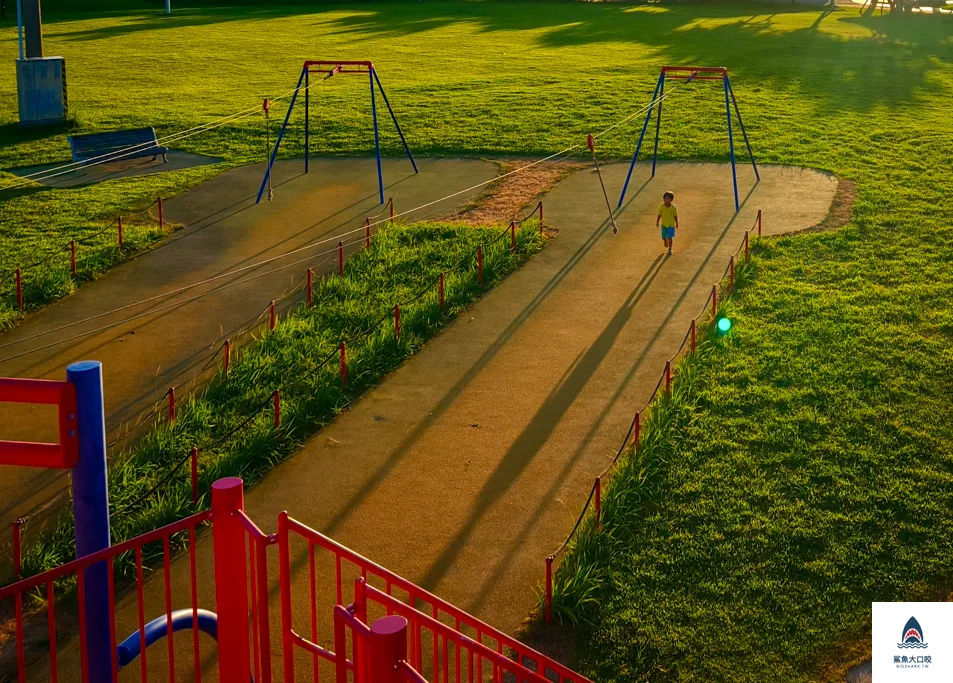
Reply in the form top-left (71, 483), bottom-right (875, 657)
top-left (617, 66), bottom-right (759, 213)
top-left (256, 60), bottom-right (418, 205)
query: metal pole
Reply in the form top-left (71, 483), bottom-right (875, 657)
top-left (724, 74), bottom-right (740, 212)
top-left (372, 68), bottom-right (418, 174)
top-left (728, 79), bottom-right (760, 182)
top-left (66, 361), bottom-right (111, 683)
top-left (16, 0), bottom-right (23, 60)
top-left (211, 478), bottom-right (251, 683)
top-left (651, 73), bottom-right (666, 177)
top-left (256, 66), bottom-right (306, 204)
top-left (369, 616), bottom-right (408, 683)
top-left (369, 67), bottom-right (384, 204)
top-left (264, 100), bottom-right (273, 202)
top-left (304, 68), bottom-right (310, 175)
top-left (165, 0), bottom-right (170, 14)
top-left (618, 72), bottom-right (664, 208)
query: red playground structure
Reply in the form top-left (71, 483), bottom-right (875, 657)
top-left (0, 365), bottom-right (590, 683)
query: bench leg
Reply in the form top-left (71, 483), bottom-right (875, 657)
top-left (163, 153), bottom-right (168, 163)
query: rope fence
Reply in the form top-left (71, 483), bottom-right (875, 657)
top-left (543, 208), bottom-right (763, 623)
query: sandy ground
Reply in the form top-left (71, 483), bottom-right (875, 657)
top-left (8, 158), bottom-right (839, 682)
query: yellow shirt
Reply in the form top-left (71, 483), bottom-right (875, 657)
top-left (658, 203), bottom-right (678, 227)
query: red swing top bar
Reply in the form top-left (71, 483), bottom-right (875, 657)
top-left (303, 60), bottom-right (374, 74)
top-left (0, 378), bottom-right (79, 469)
top-left (661, 65), bottom-right (728, 81)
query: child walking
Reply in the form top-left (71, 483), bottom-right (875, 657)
top-left (656, 191), bottom-right (678, 256)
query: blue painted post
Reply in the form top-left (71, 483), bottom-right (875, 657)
top-left (728, 80), bottom-right (760, 182)
top-left (256, 66), bottom-right (306, 204)
top-left (723, 74), bottom-right (740, 212)
top-left (165, 0), bottom-right (170, 14)
top-left (651, 73), bottom-right (666, 177)
top-left (369, 67), bottom-right (385, 205)
top-left (305, 68), bottom-right (310, 175)
top-left (66, 361), bottom-right (112, 683)
top-left (617, 72), bottom-right (664, 209)
top-left (372, 69), bottom-right (418, 174)
top-left (16, 0), bottom-right (23, 60)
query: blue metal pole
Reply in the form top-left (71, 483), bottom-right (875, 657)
top-left (372, 69), bottom-right (418, 174)
top-left (67, 360), bottom-right (111, 683)
top-left (304, 68), bottom-right (310, 175)
top-left (369, 67), bottom-right (384, 204)
top-left (16, 0), bottom-right (23, 60)
top-left (723, 74), bottom-right (740, 212)
top-left (165, 0), bottom-right (170, 14)
top-left (617, 72), bottom-right (664, 209)
top-left (728, 79), bottom-right (760, 182)
top-left (256, 66), bottom-right (306, 204)
top-left (651, 74), bottom-right (666, 178)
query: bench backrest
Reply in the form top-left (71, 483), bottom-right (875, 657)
top-left (68, 127), bottom-right (161, 162)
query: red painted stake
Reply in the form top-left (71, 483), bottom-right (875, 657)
top-left (273, 390), bottom-right (280, 429)
top-left (690, 318), bottom-right (697, 353)
top-left (439, 272), bottom-right (445, 307)
top-left (477, 246), bottom-right (484, 285)
top-left (665, 360), bottom-right (672, 394)
top-left (712, 285), bottom-right (718, 318)
top-left (15, 268), bottom-right (22, 309)
top-left (158, 197), bottom-right (164, 229)
top-left (510, 221), bottom-right (516, 253)
top-left (306, 268), bottom-right (313, 308)
top-left (744, 231), bottom-right (750, 263)
top-left (340, 342), bottom-right (347, 386)
top-left (394, 303), bottom-right (400, 341)
top-left (729, 256), bottom-right (735, 291)
top-left (13, 518), bottom-right (23, 681)
top-left (118, 216), bottom-right (124, 250)
top-left (12, 519), bottom-right (22, 580)
top-left (757, 209), bottom-right (762, 237)
top-left (224, 339), bottom-right (231, 375)
top-left (70, 240), bottom-right (77, 276)
top-left (544, 556), bottom-right (553, 624)
top-left (168, 387), bottom-right (176, 422)
top-left (389, 197), bottom-right (395, 225)
top-left (538, 200), bottom-right (544, 225)
top-left (338, 241), bottom-right (344, 275)
top-left (633, 411), bottom-right (641, 448)
top-left (190, 447), bottom-right (198, 505)
top-left (269, 301), bottom-right (276, 331)
top-left (211, 479), bottom-right (251, 683)
top-left (364, 218), bottom-right (371, 248)
top-left (594, 477), bottom-right (602, 529)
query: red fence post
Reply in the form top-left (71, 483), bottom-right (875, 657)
top-left (369, 616), bottom-right (408, 683)
top-left (211, 478), bottom-right (251, 683)
top-left (70, 240), bottom-right (77, 276)
top-left (168, 386), bottom-right (176, 422)
top-left (340, 342), bottom-right (347, 386)
top-left (12, 519), bottom-right (22, 580)
top-left (394, 303), bottom-right (400, 341)
top-left (729, 256), bottom-right (735, 292)
top-left (712, 285), bottom-right (717, 318)
top-left (157, 197), bottom-right (164, 229)
top-left (665, 360), bottom-right (672, 394)
top-left (439, 272), bottom-right (445, 307)
top-left (510, 220), bottom-right (516, 253)
top-left (273, 390), bottom-right (280, 429)
top-left (15, 268), bottom-right (22, 309)
top-left (545, 556), bottom-right (553, 624)
top-left (338, 241), bottom-right (344, 276)
top-left (306, 268), bottom-right (313, 309)
top-left (13, 518), bottom-right (24, 680)
top-left (744, 231), bottom-right (750, 263)
top-left (538, 200), bottom-right (544, 227)
top-left (633, 411), bottom-right (641, 449)
top-left (190, 447), bottom-right (198, 505)
top-left (269, 301), bottom-right (276, 332)
top-left (594, 477), bottom-right (602, 530)
top-left (757, 209), bottom-right (762, 238)
top-left (690, 318), bottom-right (697, 353)
top-left (364, 218), bottom-right (371, 248)
top-left (224, 339), bottom-right (231, 376)
top-left (118, 216), bottom-right (124, 250)
top-left (477, 246), bottom-right (483, 285)
top-left (389, 197), bottom-right (395, 226)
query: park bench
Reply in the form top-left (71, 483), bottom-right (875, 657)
top-left (68, 126), bottom-right (168, 165)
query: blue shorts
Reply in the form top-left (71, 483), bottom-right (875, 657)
top-left (661, 226), bottom-right (675, 239)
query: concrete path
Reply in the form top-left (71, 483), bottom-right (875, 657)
top-left (0, 158), bottom-right (497, 543)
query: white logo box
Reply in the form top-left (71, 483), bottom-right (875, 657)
top-left (873, 602), bottom-right (953, 681)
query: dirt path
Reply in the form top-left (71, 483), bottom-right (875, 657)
top-left (0, 158), bottom-right (498, 547)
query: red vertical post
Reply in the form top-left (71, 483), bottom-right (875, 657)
top-left (269, 301), bottom-right (276, 331)
top-left (168, 387), bottom-right (176, 422)
top-left (544, 556), bottom-right (553, 624)
top-left (665, 360), bottom-right (672, 394)
top-left (729, 256), bottom-right (735, 291)
top-left (15, 268), bottom-right (22, 309)
top-left (224, 339), bottom-right (231, 376)
top-left (744, 231), bottom-right (750, 263)
top-left (211, 478), bottom-right (251, 683)
top-left (712, 285), bottom-right (717, 318)
top-left (368, 616), bottom-right (408, 683)
top-left (477, 246), bottom-right (483, 285)
top-left (340, 342), bottom-right (347, 386)
top-left (273, 390), bottom-right (280, 429)
top-left (118, 216), bottom-right (124, 250)
top-left (757, 209), bottom-right (762, 237)
top-left (538, 200), bottom-right (544, 225)
top-left (157, 197), bottom-right (164, 229)
top-left (633, 411), bottom-right (641, 448)
top-left (306, 268), bottom-right (313, 308)
top-left (364, 218), bottom-right (371, 248)
top-left (510, 221), bottom-right (516, 253)
top-left (12, 519), bottom-right (22, 580)
top-left (13, 519), bottom-right (24, 683)
top-left (690, 319), bottom-right (697, 353)
top-left (389, 197), bottom-right (395, 226)
top-left (70, 240), bottom-right (77, 276)
top-left (439, 272), bottom-right (445, 307)
top-left (394, 303), bottom-right (400, 341)
top-left (338, 241), bottom-right (344, 275)
top-left (594, 477), bottom-right (602, 529)
top-left (190, 447), bottom-right (198, 505)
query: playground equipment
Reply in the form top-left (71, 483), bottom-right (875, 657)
top-left (618, 66), bottom-right (759, 213)
top-left (0, 364), bottom-right (588, 683)
top-left (257, 60), bottom-right (418, 206)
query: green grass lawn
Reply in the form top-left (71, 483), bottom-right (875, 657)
top-left (1, 1), bottom-right (952, 680)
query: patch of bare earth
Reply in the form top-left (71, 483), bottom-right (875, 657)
top-left (778, 177), bottom-right (856, 237)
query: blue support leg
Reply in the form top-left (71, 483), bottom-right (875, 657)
top-left (256, 66), bottom-right (306, 204)
top-left (618, 72), bottom-right (664, 209)
top-left (728, 80), bottom-right (759, 182)
top-left (67, 360), bottom-right (111, 683)
top-left (723, 74), bottom-right (740, 212)
top-left (372, 69), bottom-right (418, 174)
top-left (305, 68), bottom-right (310, 175)
top-left (369, 67), bottom-right (384, 205)
top-left (651, 74), bottom-right (666, 177)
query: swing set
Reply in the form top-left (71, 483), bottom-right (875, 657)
top-left (257, 60), bottom-right (418, 205)
top-left (618, 66), bottom-right (759, 213)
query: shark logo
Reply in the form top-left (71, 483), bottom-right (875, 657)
top-left (898, 616), bottom-right (929, 649)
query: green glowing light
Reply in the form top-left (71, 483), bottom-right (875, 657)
top-left (717, 317), bottom-right (732, 333)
